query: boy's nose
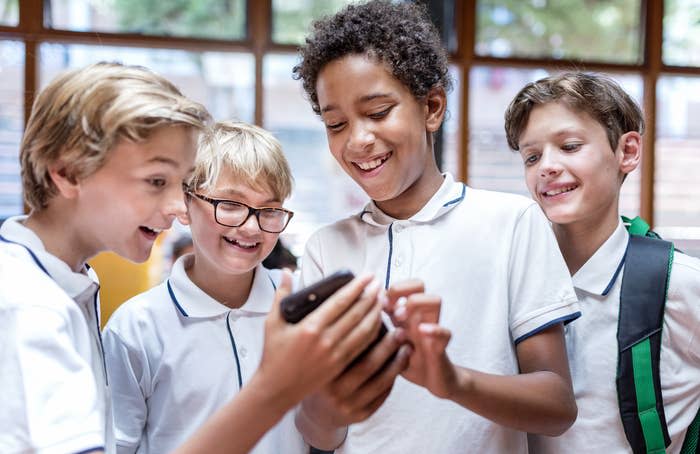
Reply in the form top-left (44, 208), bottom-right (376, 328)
top-left (347, 122), bottom-right (375, 152)
top-left (166, 186), bottom-right (188, 219)
top-left (538, 148), bottom-right (562, 177)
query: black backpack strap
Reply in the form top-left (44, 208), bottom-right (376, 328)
top-left (617, 234), bottom-right (674, 454)
top-left (680, 409), bottom-right (700, 453)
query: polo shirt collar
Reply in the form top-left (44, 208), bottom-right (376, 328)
top-left (0, 215), bottom-right (98, 300)
top-left (167, 254), bottom-right (275, 318)
top-left (572, 220), bottom-right (629, 296)
top-left (359, 173), bottom-right (466, 227)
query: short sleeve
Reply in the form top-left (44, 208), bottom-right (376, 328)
top-left (103, 314), bottom-right (150, 454)
top-left (507, 204), bottom-right (580, 343)
top-left (0, 303), bottom-right (104, 454)
top-left (300, 231), bottom-right (326, 288)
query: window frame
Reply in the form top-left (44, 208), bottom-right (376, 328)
top-left (1, 0), bottom-right (699, 226)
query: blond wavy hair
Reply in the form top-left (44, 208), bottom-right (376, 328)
top-left (21, 62), bottom-right (211, 211)
top-left (188, 121), bottom-right (293, 201)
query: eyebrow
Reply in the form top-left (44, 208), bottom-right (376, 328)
top-left (519, 127), bottom-right (587, 150)
top-left (320, 92), bottom-right (394, 113)
top-left (212, 188), bottom-right (279, 205)
top-left (147, 156), bottom-right (182, 168)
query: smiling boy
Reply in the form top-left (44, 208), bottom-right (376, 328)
top-left (505, 72), bottom-right (700, 454)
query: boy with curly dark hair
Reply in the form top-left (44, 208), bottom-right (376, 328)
top-left (292, 1), bottom-right (581, 452)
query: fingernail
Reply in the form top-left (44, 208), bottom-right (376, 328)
top-left (395, 305), bottom-right (407, 321)
top-left (365, 279), bottom-right (380, 294)
top-left (377, 290), bottom-right (389, 310)
top-left (419, 323), bottom-right (436, 334)
top-left (397, 296), bottom-right (407, 308)
top-left (394, 327), bottom-right (407, 343)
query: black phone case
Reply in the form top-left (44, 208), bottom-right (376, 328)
top-left (280, 269), bottom-right (355, 323)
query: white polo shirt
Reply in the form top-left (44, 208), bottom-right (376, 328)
top-left (529, 221), bottom-right (700, 454)
top-left (301, 173), bottom-right (580, 454)
top-left (103, 255), bottom-right (307, 454)
top-left (0, 216), bottom-right (113, 454)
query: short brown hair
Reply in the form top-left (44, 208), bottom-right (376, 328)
top-left (504, 72), bottom-right (644, 151)
top-left (21, 62), bottom-right (210, 211)
top-left (187, 121), bottom-right (293, 202)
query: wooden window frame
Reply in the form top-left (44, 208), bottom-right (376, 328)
top-left (2, 0), bottom-right (699, 225)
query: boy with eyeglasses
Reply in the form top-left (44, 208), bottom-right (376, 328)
top-left (103, 121), bottom-right (388, 454)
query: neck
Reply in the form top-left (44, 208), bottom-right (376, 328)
top-left (24, 208), bottom-right (93, 272)
top-left (552, 210), bottom-right (620, 276)
top-left (375, 160), bottom-right (444, 220)
top-left (186, 257), bottom-right (255, 309)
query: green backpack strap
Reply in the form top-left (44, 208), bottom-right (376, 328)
top-left (618, 218), bottom-right (674, 454)
top-left (681, 410), bottom-right (700, 453)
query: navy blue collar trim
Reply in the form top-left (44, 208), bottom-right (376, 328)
top-left (167, 279), bottom-right (189, 317)
top-left (0, 234), bottom-right (50, 276)
top-left (443, 183), bottom-right (466, 207)
top-left (601, 241), bottom-right (629, 296)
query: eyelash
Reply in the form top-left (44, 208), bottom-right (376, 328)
top-left (146, 178), bottom-right (166, 188)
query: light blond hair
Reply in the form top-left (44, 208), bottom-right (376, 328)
top-left (188, 121), bottom-right (293, 201)
top-left (21, 62), bottom-right (211, 211)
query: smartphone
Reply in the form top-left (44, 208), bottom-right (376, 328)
top-left (280, 269), bottom-right (355, 323)
top-left (280, 270), bottom-right (389, 365)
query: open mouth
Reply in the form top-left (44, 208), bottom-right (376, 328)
top-left (543, 184), bottom-right (578, 197)
top-left (223, 236), bottom-right (260, 250)
top-left (353, 152), bottom-right (392, 172)
top-left (139, 226), bottom-right (162, 240)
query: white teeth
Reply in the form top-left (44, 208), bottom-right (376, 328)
top-left (355, 153), bottom-right (389, 171)
top-left (358, 158), bottom-right (383, 170)
top-left (225, 237), bottom-right (257, 248)
top-left (545, 185), bottom-right (577, 196)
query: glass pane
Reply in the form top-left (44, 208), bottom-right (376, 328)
top-left (468, 67), bottom-right (642, 219)
top-left (39, 43), bottom-right (254, 123)
top-left (0, 0), bottom-right (18, 26)
top-left (663, 0), bottom-right (700, 67)
top-left (46, 0), bottom-right (246, 40)
top-left (272, 0), bottom-right (358, 45)
top-left (476, 0), bottom-right (642, 64)
top-left (654, 76), bottom-right (700, 255)
top-left (263, 53), bottom-right (367, 256)
top-left (442, 64), bottom-right (462, 177)
top-left (0, 40), bottom-right (23, 219)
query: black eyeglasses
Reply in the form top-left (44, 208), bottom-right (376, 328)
top-left (186, 191), bottom-right (294, 233)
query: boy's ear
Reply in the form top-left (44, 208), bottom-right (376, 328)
top-left (47, 161), bottom-right (80, 199)
top-left (617, 131), bottom-right (642, 175)
top-left (424, 86), bottom-right (447, 133)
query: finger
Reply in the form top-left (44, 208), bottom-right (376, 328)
top-left (418, 324), bottom-right (452, 354)
top-left (334, 344), bottom-right (411, 412)
top-left (334, 327), bottom-right (402, 393)
top-left (405, 294), bottom-right (441, 324)
top-left (305, 273), bottom-right (375, 327)
top-left (329, 294), bottom-right (385, 370)
top-left (386, 279), bottom-right (425, 311)
top-left (266, 269), bottom-right (294, 329)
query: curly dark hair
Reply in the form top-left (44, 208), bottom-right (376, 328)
top-left (293, 0), bottom-right (452, 115)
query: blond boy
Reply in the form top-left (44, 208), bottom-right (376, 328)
top-left (0, 64), bottom-right (388, 454)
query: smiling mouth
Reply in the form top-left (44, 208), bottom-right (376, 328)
top-left (223, 237), bottom-right (259, 249)
top-left (139, 226), bottom-right (163, 239)
top-left (353, 152), bottom-right (392, 171)
top-left (543, 185), bottom-right (578, 197)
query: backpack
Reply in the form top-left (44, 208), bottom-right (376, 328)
top-left (617, 216), bottom-right (700, 454)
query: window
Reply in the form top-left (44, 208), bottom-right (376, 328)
top-left (476, 0), bottom-right (643, 63)
top-left (46, 0), bottom-right (246, 40)
top-left (271, 0), bottom-right (357, 44)
top-left (663, 0), bottom-right (700, 67)
top-left (0, 40), bottom-right (23, 218)
top-left (0, 0), bottom-right (18, 26)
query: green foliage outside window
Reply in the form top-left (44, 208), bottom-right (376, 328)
top-left (476, 0), bottom-right (642, 64)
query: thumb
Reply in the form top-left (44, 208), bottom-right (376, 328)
top-left (272, 268), bottom-right (294, 313)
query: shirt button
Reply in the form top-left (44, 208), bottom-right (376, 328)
top-left (394, 224), bottom-right (403, 233)
top-left (239, 346), bottom-right (247, 358)
top-left (395, 256), bottom-right (403, 267)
